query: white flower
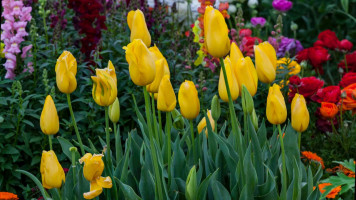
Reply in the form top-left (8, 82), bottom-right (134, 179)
top-left (228, 5), bottom-right (237, 14)
top-left (247, 0), bottom-right (258, 8)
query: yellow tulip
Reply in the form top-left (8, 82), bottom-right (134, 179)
top-left (149, 44), bottom-right (169, 67)
top-left (277, 58), bottom-right (301, 75)
top-left (55, 51), bottom-right (77, 94)
top-left (291, 94), bottom-right (309, 132)
top-left (123, 39), bottom-right (156, 86)
top-left (40, 150), bottom-right (65, 189)
top-left (218, 56), bottom-right (239, 102)
top-left (147, 58), bottom-right (170, 93)
top-left (79, 153), bottom-right (112, 200)
top-left (91, 61), bottom-right (117, 107)
top-left (266, 84), bottom-right (287, 125)
top-left (157, 75), bottom-right (176, 112)
top-left (230, 42), bottom-right (243, 65)
top-left (197, 110), bottom-right (215, 137)
top-left (233, 56), bottom-right (258, 96)
top-left (204, 6), bottom-right (230, 58)
top-left (178, 80), bottom-right (200, 120)
top-left (40, 95), bottom-right (59, 135)
top-left (254, 42), bottom-right (277, 84)
top-left (127, 9), bottom-right (151, 47)
top-left (109, 97), bottom-right (120, 123)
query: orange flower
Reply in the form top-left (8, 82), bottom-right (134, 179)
top-left (320, 102), bottom-right (339, 119)
top-left (327, 161), bottom-right (356, 178)
top-left (301, 151), bottom-right (325, 169)
top-left (318, 183), bottom-right (341, 199)
top-left (341, 83), bottom-right (356, 114)
top-left (0, 192), bottom-right (19, 200)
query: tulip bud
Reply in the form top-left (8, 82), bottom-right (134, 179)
top-left (291, 94), bottom-right (309, 132)
top-left (91, 63), bottom-right (118, 107)
top-left (171, 109), bottom-right (184, 130)
top-left (157, 75), bottom-right (176, 112)
top-left (40, 150), bottom-right (65, 189)
top-left (266, 84), bottom-right (287, 124)
top-left (233, 56), bottom-right (258, 96)
top-left (127, 9), bottom-right (151, 47)
top-left (123, 39), bottom-right (156, 86)
top-left (230, 42), bottom-right (244, 66)
top-left (55, 51), bottom-right (77, 94)
top-left (250, 108), bottom-right (258, 130)
top-left (185, 166), bottom-right (197, 200)
top-left (254, 42), bottom-right (277, 84)
top-left (241, 85), bottom-right (254, 114)
top-left (211, 95), bottom-right (221, 121)
top-left (178, 80), bottom-right (200, 120)
top-left (197, 110), bottom-right (215, 137)
top-left (40, 95), bottom-right (59, 135)
top-left (218, 56), bottom-right (239, 102)
top-left (109, 97), bottom-right (120, 123)
top-left (204, 6), bottom-right (231, 58)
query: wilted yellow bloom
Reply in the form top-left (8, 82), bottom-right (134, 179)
top-left (157, 75), bottom-right (176, 112)
top-left (55, 51), bottom-right (77, 94)
top-left (40, 150), bottom-right (65, 189)
top-left (277, 58), bottom-right (301, 75)
top-left (40, 95), bottom-right (59, 135)
top-left (91, 62), bottom-right (117, 106)
top-left (254, 42), bottom-right (277, 84)
top-left (266, 84), bottom-right (287, 125)
top-left (230, 42), bottom-right (243, 65)
top-left (123, 39), bottom-right (156, 86)
top-left (197, 110), bottom-right (215, 137)
top-left (127, 9), bottom-right (151, 47)
top-left (204, 6), bottom-right (230, 58)
top-left (219, 56), bottom-right (239, 102)
top-left (147, 58), bottom-right (170, 93)
top-left (79, 153), bottom-right (112, 200)
top-left (178, 80), bottom-right (200, 120)
top-left (233, 57), bottom-right (258, 96)
top-left (109, 97), bottom-right (120, 123)
top-left (291, 94), bottom-right (309, 132)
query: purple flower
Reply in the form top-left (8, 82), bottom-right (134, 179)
top-left (277, 37), bottom-right (303, 57)
top-left (272, 0), bottom-right (293, 12)
top-left (251, 17), bottom-right (266, 27)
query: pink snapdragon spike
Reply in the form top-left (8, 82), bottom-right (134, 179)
top-left (251, 17), bottom-right (266, 27)
top-left (1, 0), bottom-right (32, 79)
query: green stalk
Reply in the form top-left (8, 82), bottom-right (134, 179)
top-left (143, 87), bottom-right (164, 200)
top-left (165, 112), bottom-right (172, 186)
top-left (298, 132), bottom-right (301, 151)
top-left (71, 149), bottom-right (76, 188)
top-left (48, 135), bottom-right (52, 150)
top-left (56, 188), bottom-right (62, 200)
top-left (105, 107), bottom-right (112, 167)
top-left (66, 94), bottom-right (85, 156)
top-left (190, 120), bottom-right (196, 162)
top-left (158, 110), bottom-right (163, 147)
top-left (114, 123), bottom-right (123, 165)
top-left (151, 93), bottom-right (160, 145)
top-left (278, 125), bottom-right (287, 200)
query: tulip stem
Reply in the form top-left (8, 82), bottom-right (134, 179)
top-left (158, 110), bottom-right (163, 147)
top-left (278, 124), bottom-right (287, 200)
top-left (48, 135), bottom-right (52, 150)
top-left (114, 122), bottom-right (122, 165)
top-left (143, 87), bottom-right (164, 200)
top-left (151, 93), bottom-right (160, 146)
top-left (298, 131), bottom-right (301, 151)
top-left (105, 107), bottom-right (112, 168)
top-left (71, 149), bottom-right (76, 191)
top-left (66, 94), bottom-right (85, 156)
top-left (190, 120), bottom-right (196, 163)
top-left (165, 111), bottom-right (172, 187)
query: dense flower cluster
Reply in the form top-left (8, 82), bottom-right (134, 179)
top-left (68, 0), bottom-right (107, 61)
top-left (1, 0), bottom-right (32, 79)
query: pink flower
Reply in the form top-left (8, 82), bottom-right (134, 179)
top-left (22, 62), bottom-right (34, 74)
top-left (251, 17), bottom-right (266, 27)
top-left (5, 70), bottom-right (16, 79)
top-left (272, 0), bottom-right (293, 12)
top-left (21, 44), bottom-right (32, 59)
top-left (10, 1), bottom-right (24, 16)
top-left (8, 43), bottom-right (21, 54)
top-left (20, 7), bottom-right (32, 21)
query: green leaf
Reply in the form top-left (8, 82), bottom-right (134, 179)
top-left (212, 180), bottom-right (231, 200)
top-left (139, 163), bottom-right (155, 200)
top-left (197, 169), bottom-right (219, 200)
top-left (57, 136), bottom-right (80, 161)
top-left (115, 177), bottom-right (142, 200)
top-left (16, 169), bottom-right (52, 200)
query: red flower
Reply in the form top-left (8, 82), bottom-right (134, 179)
top-left (313, 40), bottom-right (324, 47)
top-left (313, 86), bottom-right (341, 103)
top-left (339, 72), bottom-right (356, 88)
top-left (338, 51), bottom-right (356, 72)
top-left (315, 108), bottom-right (339, 132)
top-left (339, 39), bottom-right (353, 52)
top-left (185, 31), bottom-right (190, 37)
top-left (289, 75), bottom-right (301, 86)
top-left (289, 76), bottom-right (324, 101)
top-left (308, 46), bottom-right (330, 74)
top-left (317, 30), bottom-right (340, 50)
top-left (296, 48), bottom-right (309, 63)
top-left (239, 29), bottom-right (252, 38)
top-left (240, 36), bottom-right (262, 57)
